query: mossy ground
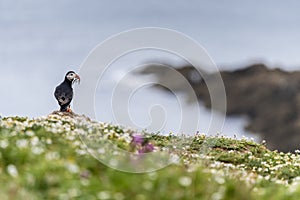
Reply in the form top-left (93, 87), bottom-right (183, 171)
top-left (1, 113), bottom-right (300, 199)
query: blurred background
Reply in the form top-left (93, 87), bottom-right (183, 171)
top-left (1, 0), bottom-right (300, 151)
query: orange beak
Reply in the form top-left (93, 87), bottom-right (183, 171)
top-left (75, 74), bottom-right (80, 83)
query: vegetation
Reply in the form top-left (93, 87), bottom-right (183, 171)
top-left (1, 113), bottom-right (300, 199)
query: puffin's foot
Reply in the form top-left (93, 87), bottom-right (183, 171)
top-left (66, 107), bottom-right (72, 113)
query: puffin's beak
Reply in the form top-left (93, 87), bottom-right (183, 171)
top-left (75, 74), bottom-right (81, 84)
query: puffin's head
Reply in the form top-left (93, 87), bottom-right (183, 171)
top-left (65, 71), bottom-right (80, 84)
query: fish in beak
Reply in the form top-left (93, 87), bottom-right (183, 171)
top-left (74, 74), bottom-right (81, 84)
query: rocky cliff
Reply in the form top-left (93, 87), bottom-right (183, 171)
top-left (139, 63), bottom-right (300, 152)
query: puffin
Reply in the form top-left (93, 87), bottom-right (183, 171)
top-left (54, 71), bottom-right (80, 112)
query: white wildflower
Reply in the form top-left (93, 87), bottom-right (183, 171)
top-left (97, 148), bottom-right (105, 154)
top-left (16, 139), bottom-right (28, 148)
top-left (142, 181), bottom-right (153, 190)
top-left (109, 159), bottom-right (118, 167)
top-left (31, 136), bottom-right (39, 146)
top-left (7, 164), bottom-right (18, 177)
top-left (97, 191), bottom-right (111, 200)
top-left (45, 151), bottom-right (60, 160)
top-left (0, 139), bottom-right (9, 148)
top-left (31, 146), bottom-right (44, 155)
top-left (25, 130), bottom-right (35, 136)
top-left (46, 138), bottom-right (52, 144)
top-left (68, 188), bottom-right (80, 198)
top-left (66, 163), bottom-right (79, 174)
top-left (178, 176), bottom-right (192, 187)
top-left (214, 176), bottom-right (225, 184)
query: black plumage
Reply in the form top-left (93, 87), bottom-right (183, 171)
top-left (54, 71), bottom-right (80, 112)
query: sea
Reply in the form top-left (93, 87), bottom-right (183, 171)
top-left (1, 0), bottom-right (300, 140)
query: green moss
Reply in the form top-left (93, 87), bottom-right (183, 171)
top-left (1, 114), bottom-right (300, 199)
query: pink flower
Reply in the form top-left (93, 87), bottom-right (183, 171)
top-left (131, 134), bottom-right (155, 154)
top-left (138, 143), bottom-right (154, 154)
top-left (132, 134), bottom-right (144, 145)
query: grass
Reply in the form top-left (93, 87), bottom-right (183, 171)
top-left (1, 113), bottom-right (300, 199)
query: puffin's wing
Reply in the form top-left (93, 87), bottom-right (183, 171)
top-left (54, 86), bottom-right (73, 105)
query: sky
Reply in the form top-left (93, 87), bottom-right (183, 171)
top-left (1, 0), bottom-right (300, 136)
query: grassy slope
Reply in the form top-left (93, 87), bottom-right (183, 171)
top-left (1, 113), bottom-right (300, 200)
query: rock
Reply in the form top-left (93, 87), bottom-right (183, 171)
top-left (139, 63), bottom-right (300, 152)
top-left (49, 111), bottom-right (92, 121)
